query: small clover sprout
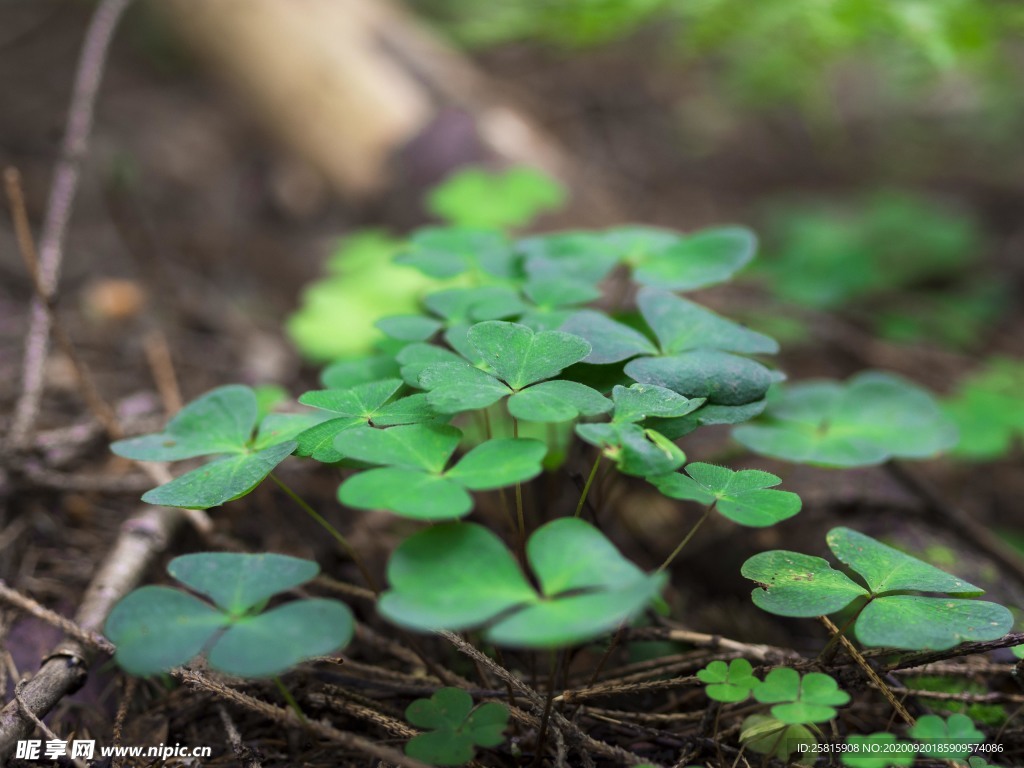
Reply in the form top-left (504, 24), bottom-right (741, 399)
top-left (742, 528), bottom-right (1013, 650)
top-left (334, 424), bottom-right (546, 519)
top-left (379, 518), bottom-right (665, 647)
top-left (840, 733), bottom-right (914, 768)
top-left (105, 553), bottom-right (353, 678)
top-left (111, 385), bottom-right (306, 509)
top-left (404, 687), bottom-right (509, 766)
top-left (651, 462), bottom-right (801, 527)
top-left (697, 658), bottom-right (759, 703)
top-left (754, 667), bottom-right (849, 724)
top-left (739, 713), bottom-right (817, 761)
top-left (733, 372), bottom-right (958, 467)
top-left (908, 714), bottom-right (984, 760)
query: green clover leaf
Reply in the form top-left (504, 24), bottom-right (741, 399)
top-left (379, 518), bottom-right (666, 647)
top-left (608, 383), bottom-right (705, 424)
top-left (908, 714), bottom-right (984, 760)
top-left (754, 668), bottom-right (849, 724)
top-left (427, 166), bottom-right (565, 230)
top-left (650, 462), bottom-right (801, 527)
top-left (733, 372), bottom-right (958, 467)
top-left (296, 378), bottom-right (440, 462)
top-left (739, 714), bottom-right (817, 761)
top-left (404, 687), bottom-right (509, 766)
top-left (335, 424), bottom-right (546, 519)
top-left (697, 658), bottom-right (760, 703)
top-left (840, 733), bottom-right (915, 768)
top-left (416, 321), bottom-right (606, 423)
top-left (112, 385), bottom-right (299, 509)
top-left (576, 422), bottom-right (685, 477)
top-left (105, 553), bottom-right (353, 678)
top-left (742, 527), bottom-right (1014, 650)
top-left (619, 225), bottom-right (757, 291)
top-left (395, 227), bottom-right (516, 279)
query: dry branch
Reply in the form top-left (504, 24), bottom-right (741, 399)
top-left (5, 0), bottom-right (134, 451)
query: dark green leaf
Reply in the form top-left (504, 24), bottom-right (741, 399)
top-left (333, 424), bottom-right (461, 473)
top-left (168, 552), bottom-right (319, 614)
top-left (741, 550), bottom-right (868, 616)
top-left (141, 442), bottom-right (296, 509)
top-left (445, 439), bottom-right (547, 489)
top-left (208, 599), bottom-right (354, 677)
top-left (637, 287), bottom-right (778, 355)
top-left (111, 385), bottom-right (256, 461)
top-left (633, 226), bottom-right (756, 290)
top-left (468, 321), bottom-right (592, 389)
top-left (625, 350), bottom-right (774, 406)
top-left (733, 373), bottom-right (958, 467)
top-left (507, 380), bottom-right (611, 422)
top-left (560, 310), bottom-right (658, 364)
top-left (105, 586), bottom-right (227, 676)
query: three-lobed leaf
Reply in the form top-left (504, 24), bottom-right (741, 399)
top-left (743, 527), bottom-right (1014, 650)
top-left (106, 553), bottom-right (353, 678)
top-left (733, 372), bottom-right (958, 466)
top-left (379, 519), bottom-right (665, 647)
top-left (405, 687), bottom-right (509, 766)
top-left (697, 658), bottom-right (759, 703)
top-left (335, 425), bottom-right (546, 519)
top-left (651, 462), bottom-right (801, 527)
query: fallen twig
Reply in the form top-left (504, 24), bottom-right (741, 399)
top-left (6, 0), bottom-right (134, 451)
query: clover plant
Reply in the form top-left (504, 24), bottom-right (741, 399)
top-left (379, 518), bottom-right (665, 647)
top-left (733, 372), bottom-right (958, 467)
top-left (754, 668), bottom-right (849, 725)
top-left (743, 528), bottom-right (1013, 650)
top-left (908, 714), bottom-right (985, 760)
top-left (105, 553), bottom-right (353, 677)
top-left (104, 168), bottom-right (1014, 766)
top-left (111, 385), bottom-right (312, 509)
top-left (404, 687), bottom-right (509, 766)
top-left (696, 658), bottom-right (759, 704)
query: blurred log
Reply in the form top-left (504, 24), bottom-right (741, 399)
top-left (156, 0), bottom-right (573, 198)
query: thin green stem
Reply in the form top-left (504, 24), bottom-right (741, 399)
top-left (657, 503), bottom-right (715, 573)
top-left (574, 454), bottom-right (602, 518)
top-left (273, 676), bottom-right (306, 724)
top-left (512, 418), bottom-right (525, 542)
top-left (270, 473), bottom-right (380, 593)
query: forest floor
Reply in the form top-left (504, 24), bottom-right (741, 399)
top-left (1, 3), bottom-right (1023, 766)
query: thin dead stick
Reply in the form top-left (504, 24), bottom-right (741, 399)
top-left (882, 631), bottom-right (1024, 672)
top-left (0, 504), bottom-right (185, 758)
top-left (627, 627), bottom-right (799, 663)
top-left (13, 680), bottom-right (88, 768)
top-left (7, 0), bottom-right (134, 450)
top-left (439, 631), bottom-right (663, 767)
top-left (0, 581), bottom-right (114, 654)
top-left (818, 615), bottom-right (915, 726)
top-left (142, 329), bottom-right (183, 416)
top-left (5, 168), bottom-right (122, 439)
top-left (175, 668), bottom-right (431, 768)
top-left (217, 704), bottom-right (263, 768)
